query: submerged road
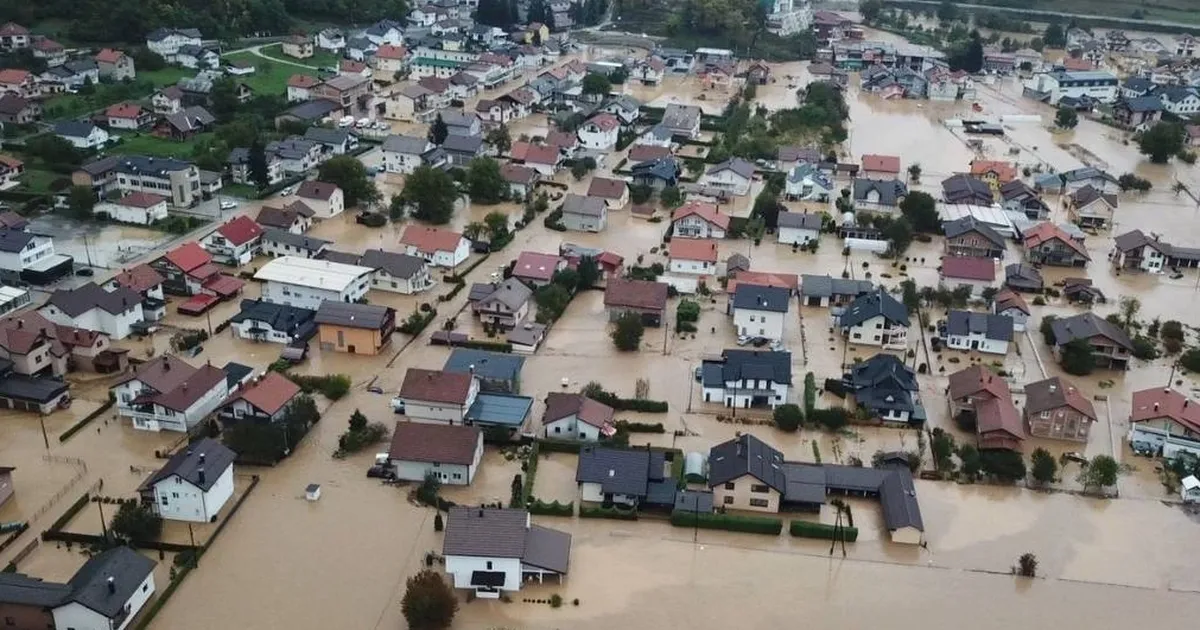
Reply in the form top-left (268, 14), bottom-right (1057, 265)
top-left (887, 0), bottom-right (1200, 31)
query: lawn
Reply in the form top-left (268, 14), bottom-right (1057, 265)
top-left (221, 52), bottom-right (299, 96)
top-left (141, 66), bottom-right (196, 88)
top-left (109, 132), bottom-right (210, 160)
top-left (16, 168), bottom-right (68, 194)
top-left (256, 43), bottom-right (344, 70)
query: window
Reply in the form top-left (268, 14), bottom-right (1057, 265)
top-left (172, 492), bottom-right (179, 498)
top-left (722, 495), bottom-right (733, 505)
top-left (432, 462), bottom-right (440, 467)
top-left (452, 473), bottom-right (461, 480)
top-left (1040, 410), bottom-right (1050, 419)
top-left (723, 482), bottom-right (735, 490)
top-left (486, 561), bottom-right (493, 570)
top-left (143, 584), bottom-right (149, 592)
top-left (749, 498), bottom-right (770, 508)
top-left (852, 333), bottom-right (862, 339)
top-left (750, 484), bottom-right (769, 494)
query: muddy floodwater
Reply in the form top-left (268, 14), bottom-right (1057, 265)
top-left (6, 37), bottom-right (1200, 630)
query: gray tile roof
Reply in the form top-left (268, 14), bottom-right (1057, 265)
top-left (777, 211), bottom-right (823, 230)
top-left (465, 392), bottom-right (533, 428)
top-left (441, 133), bottom-right (483, 154)
top-left (662, 103), bottom-right (701, 132)
top-left (381, 134), bottom-right (430, 155)
top-left (442, 506), bottom-right (528, 558)
top-left (138, 437), bottom-right (235, 492)
top-left (1004, 263), bottom-right (1043, 288)
top-left (943, 216), bottom-right (1004, 248)
top-left (477, 277), bottom-right (531, 310)
top-left (852, 178), bottom-right (907, 206)
top-left (66, 547), bottom-right (156, 619)
top-left (359, 248), bottom-right (426, 280)
top-left (0, 573), bottom-right (70, 607)
top-left (0, 229), bottom-right (34, 253)
top-left (707, 434), bottom-right (787, 492)
top-left (945, 309), bottom-right (1014, 342)
top-left (47, 282), bottom-right (141, 317)
top-left (706, 157), bottom-right (755, 179)
top-left (228, 299), bottom-right (316, 338)
top-left (800, 274), bottom-right (873, 299)
top-left (443, 348), bottom-right (524, 382)
top-left (940, 174), bottom-right (993, 203)
top-left (522, 525), bottom-right (571, 573)
top-left (731, 284), bottom-right (790, 313)
top-left (838, 289), bottom-right (909, 328)
top-left (575, 445), bottom-right (666, 496)
top-left (702, 349), bottom-right (792, 387)
top-left (303, 126), bottom-right (352, 146)
top-left (846, 354), bottom-right (919, 415)
top-left (314, 301), bottom-right (394, 329)
top-left (263, 227), bottom-right (330, 252)
top-left (562, 194), bottom-right (606, 217)
top-left (54, 120), bottom-right (100, 138)
top-left (1050, 312), bottom-right (1133, 350)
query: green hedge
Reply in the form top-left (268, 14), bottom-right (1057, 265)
top-left (614, 420), bottom-right (665, 433)
top-left (537, 438), bottom-right (583, 454)
top-left (59, 400), bottom-right (114, 443)
top-left (789, 519), bottom-right (858, 542)
top-left (586, 387), bottom-right (668, 413)
top-left (803, 372), bottom-right (816, 418)
top-left (580, 505), bottom-right (638, 520)
top-left (527, 499), bottom-right (574, 517)
top-left (520, 442), bottom-right (540, 504)
top-left (670, 511), bottom-right (782, 535)
top-left (459, 339), bottom-right (512, 353)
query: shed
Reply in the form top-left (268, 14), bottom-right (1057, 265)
top-left (684, 451), bottom-right (706, 482)
top-left (305, 483), bottom-right (321, 501)
top-left (1182, 475), bottom-right (1200, 503)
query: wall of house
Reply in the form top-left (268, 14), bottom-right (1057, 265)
top-left (938, 275), bottom-right (994, 298)
top-left (371, 267), bottom-right (432, 294)
top-left (945, 332), bottom-right (1009, 355)
top-left (52, 570), bottom-right (155, 630)
top-left (445, 555), bottom-right (522, 592)
top-left (891, 525), bottom-right (923, 545)
top-left (732, 308), bottom-right (785, 341)
top-left (712, 474), bottom-right (780, 512)
top-left (152, 466), bottom-right (234, 522)
top-left (317, 324), bottom-right (384, 355)
top-left (702, 171), bottom-right (750, 196)
top-left (845, 314), bottom-right (908, 348)
top-left (399, 398), bottom-right (470, 424)
top-left (544, 415), bottom-right (600, 441)
top-left (673, 215), bottom-right (725, 239)
top-left (1026, 405), bottom-right (1091, 442)
top-left (668, 258), bottom-right (715, 275)
top-left (262, 280), bottom-right (364, 311)
top-left (392, 459), bottom-right (474, 484)
top-left (0, 601), bottom-right (55, 630)
top-left (777, 226), bottom-right (818, 245)
top-left (562, 211), bottom-right (606, 233)
top-left (997, 307), bottom-right (1029, 332)
top-left (233, 319), bottom-right (295, 344)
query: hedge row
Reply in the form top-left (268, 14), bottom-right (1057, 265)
top-left (46, 493), bottom-right (91, 533)
top-left (789, 519), bottom-right (859, 542)
top-left (527, 499), bottom-right (574, 517)
top-left (59, 399), bottom-right (114, 443)
top-left (669, 511), bottom-right (782, 535)
top-left (586, 388), bottom-right (668, 413)
top-left (580, 505), bottom-right (638, 520)
top-left (459, 339), bottom-right (513, 353)
top-left (614, 420), bottom-right (665, 433)
top-left (537, 438), bottom-right (583, 454)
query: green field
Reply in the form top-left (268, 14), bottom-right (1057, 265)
top-left (109, 133), bottom-right (211, 160)
top-left (141, 66), bottom-right (196, 88)
top-left (16, 168), bottom-right (67, 194)
top-left (220, 52), bottom-right (299, 95)
top-left (926, 0), bottom-right (1200, 27)
top-left (256, 43), bottom-right (343, 70)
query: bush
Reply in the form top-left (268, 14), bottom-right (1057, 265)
top-left (399, 309), bottom-right (437, 335)
top-left (773, 404), bottom-right (803, 432)
top-left (111, 501), bottom-right (163, 542)
top-left (614, 420), bottom-right (665, 433)
top-left (527, 499), bottom-right (574, 516)
top-left (580, 505), bottom-right (638, 520)
top-left (789, 519), bottom-right (859, 542)
top-left (579, 383), bottom-right (668, 412)
top-left (402, 569), bottom-right (458, 630)
top-left (458, 340), bottom-right (512, 352)
top-left (538, 438), bottom-right (583, 454)
top-left (669, 510), bottom-right (782, 535)
top-left (803, 372), bottom-right (816, 417)
top-left (336, 421), bottom-right (389, 456)
top-left (288, 374), bottom-right (351, 400)
top-left (1131, 335), bottom-right (1159, 360)
top-left (809, 407), bottom-right (849, 431)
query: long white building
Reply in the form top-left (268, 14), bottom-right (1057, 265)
top-left (254, 256), bottom-right (373, 310)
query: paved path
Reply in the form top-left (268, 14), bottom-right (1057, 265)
top-left (889, 0), bottom-right (1200, 31)
top-left (221, 43), bottom-right (321, 70)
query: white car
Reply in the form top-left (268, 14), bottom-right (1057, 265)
top-left (219, 200), bottom-right (237, 210)
top-left (337, 116), bottom-right (354, 128)
top-left (279, 186), bottom-right (295, 196)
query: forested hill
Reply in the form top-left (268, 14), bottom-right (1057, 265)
top-left (0, 0), bottom-right (409, 44)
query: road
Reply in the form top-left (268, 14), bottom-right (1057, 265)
top-left (887, 0), bottom-right (1200, 31)
top-left (219, 43), bottom-right (321, 70)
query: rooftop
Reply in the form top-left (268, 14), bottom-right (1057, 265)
top-left (253, 256), bottom-right (373, 291)
top-left (388, 421), bottom-right (480, 465)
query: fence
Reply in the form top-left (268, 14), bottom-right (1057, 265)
top-left (26, 458), bottom-right (90, 524)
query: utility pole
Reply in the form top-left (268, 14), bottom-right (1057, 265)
top-left (96, 499), bottom-right (109, 541)
top-left (38, 412), bottom-right (48, 449)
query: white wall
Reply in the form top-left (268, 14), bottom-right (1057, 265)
top-left (261, 279), bottom-right (367, 310)
top-left (371, 267), bottom-right (432, 294)
top-left (544, 415), bottom-right (600, 441)
top-left (233, 319), bottom-right (295, 343)
top-left (400, 400), bottom-right (468, 424)
top-left (733, 308), bottom-right (785, 341)
top-left (702, 171), bottom-right (750, 196)
top-left (445, 555), bottom-right (522, 591)
top-left (392, 460), bottom-right (474, 484)
top-left (669, 258), bottom-right (716, 275)
top-left (945, 333), bottom-right (1009, 355)
top-left (152, 465), bottom-right (234, 522)
top-left (672, 215), bottom-right (726, 239)
top-left (701, 381), bottom-right (789, 408)
top-left (778, 226), bottom-right (819, 245)
top-left (52, 572), bottom-right (155, 630)
top-left (844, 314), bottom-right (908, 349)
top-left (40, 302), bottom-right (144, 340)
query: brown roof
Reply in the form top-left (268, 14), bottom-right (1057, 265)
top-left (544, 131), bottom-right (577, 149)
top-left (604, 278), bottom-right (668, 312)
top-left (628, 144), bottom-right (671, 163)
top-left (672, 201), bottom-right (730, 230)
top-left (726, 270), bottom-right (798, 294)
top-left (400, 226), bottom-right (465, 254)
top-left (1130, 387), bottom-right (1200, 433)
top-left (669, 238), bottom-right (719, 263)
top-left (95, 48), bottom-right (125, 64)
top-left (117, 355), bottom-right (196, 392)
top-left (861, 154), bottom-right (901, 173)
top-left (388, 422), bottom-right (480, 465)
top-left (500, 163), bottom-right (539, 185)
top-left (586, 177), bottom-right (627, 200)
top-left (297, 180), bottom-right (339, 201)
top-left (542, 393), bottom-right (614, 428)
top-left (225, 372), bottom-right (301, 416)
top-left (287, 74), bottom-right (320, 88)
top-left (399, 368), bottom-right (473, 405)
top-left (1022, 222), bottom-right (1090, 259)
top-left (106, 102), bottom-right (143, 119)
top-left (513, 251), bottom-right (562, 282)
top-left (992, 288), bottom-right (1029, 315)
top-left (115, 191), bottom-right (166, 209)
top-left (974, 397), bottom-right (1025, 447)
top-left (940, 256), bottom-right (995, 281)
top-left (110, 264), bottom-right (164, 293)
top-left (511, 142), bottom-right (559, 165)
top-left (143, 364), bottom-right (227, 412)
top-left (256, 205), bottom-right (306, 229)
top-left (1023, 377), bottom-right (1095, 420)
top-left (947, 365), bottom-right (1010, 402)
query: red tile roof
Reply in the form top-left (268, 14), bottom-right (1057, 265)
top-left (628, 144), bottom-right (671, 163)
top-left (388, 421), bottom-right (480, 465)
top-left (542, 392), bottom-right (614, 428)
top-left (586, 177), bottom-right (627, 200)
top-left (544, 131), bottom-right (577, 149)
top-left (513, 251), bottom-right (562, 282)
top-left (672, 201), bottom-right (730, 230)
top-left (604, 278), bottom-right (668, 312)
top-left (0, 69), bottom-right (31, 84)
top-left (1022, 222), bottom-right (1090, 259)
top-left (162, 242), bottom-right (212, 273)
top-left (669, 238), bottom-right (719, 263)
top-left (110, 264), bottom-right (164, 293)
top-left (970, 160), bottom-right (1018, 183)
top-left (287, 74), bottom-right (320, 88)
top-left (116, 191), bottom-right (166, 209)
top-left (400, 226), bottom-right (464, 254)
top-left (32, 38), bottom-right (62, 52)
top-left (586, 113), bottom-right (620, 132)
top-left (375, 44), bottom-right (408, 59)
top-left (0, 23), bottom-right (29, 36)
top-left (340, 59), bottom-right (367, 73)
top-left (399, 368), bottom-right (473, 404)
top-left (975, 397), bottom-right (1025, 449)
top-left (216, 215), bottom-right (263, 246)
top-left (1131, 388), bottom-right (1200, 433)
top-left (510, 141), bottom-right (559, 165)
top-left (95, 48), bottom-right (125, 64)
top-left (861, 153), bottom-right (901, 173)
top-left (726, 270), bottom-right (798, 293)
top-left (106, 102), bottom-right (143, 119)
top-left (940, 256), bottom-right (995, 281)
top-left (993, 288), bottom-right (1029, 315)
top-left (947, 365), bottom-right (1011, 402)
top-left (500, 163), bottom-right (539, 185)
top-left (226, 372), bottom-right (301, 416)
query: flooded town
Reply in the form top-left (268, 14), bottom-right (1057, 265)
top-left (5, 0), bottom-right (1200, 628)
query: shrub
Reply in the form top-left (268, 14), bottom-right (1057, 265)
top-left (803, 372), bottom-right (816, 417)
top-left (788, 519), bottom-right (859, 541)
top-left (538, 438), bottom-right (583, 454)
top-left (773, 404), bottom-right (803, 432)
top-left (809, 407), bottom-right (849, 431)
top-left (527, 499), bottom-right (574, 517)
top-left (613, 420), bottom-right (665, 433)
top-left (580, 505), bottom-right (638, 520)
top-left (402, 569), bottom-right (458, 629)
top-left (579, 383), bottom-right (668, 412)
top-left (550, 594), bottom-right (564, 608)
top-left (669, 510), bottom-right (782, 535)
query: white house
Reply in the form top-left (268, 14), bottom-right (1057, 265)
top-left (228, 299), bottom-right (316, 344)
top-left (938, 256), bottom-right (998, 298)
top-left (40, 283), bottom-right (144, 340)
top-left (992, 289), bottom-right (1030, 333)
top-left (261, 228), bottom-right (330, 260)
top-left (442, 507), bottom-right (571, 598)
top-left (111, 356), bottom-right (230, 432)
top-left (53, 120), bottom-right (109, 150)
top-left (838, 289), bottom-right (910, 350)
top-left (699, 349), bottom-right (791, 409)
top-left (137, 437), bottom-right (235, 522)
top-left (576, 113), bottom-right (620, 151)
top-left (381, 134), bottom-right (433, 174)
top-left (785, 163), bottom-right (834, 201)
top-left (393, 368), bottom-right (480, 424)
top-left (145, 27), bottom-right (202, 62)
top-left (1023, 69), bottom-right (1118, 105)
top-left (254, 256), bottom-right (372, 310)
top-left (295, 180), bottom-right (345, 218)
top-left (1158, 86), bottom-right (1200, 116)
top-left (1112, 229), bottom-right (1170, 273)
top-left (51, 547), bottom-right (156, 630)
top-left (671, 201), bottom-right (729, 239)
top-left (943, 310), bottom-right (1013, 355)
top-left (667, 238), bottom-right (719, 276)
top-left (95, 191), bottom-right (168, 225)
top-left (541, 392), bottom-right (614, 441)
top-left (701, 158), bottom-right (755, 196)
top-left (399, 226), bottom-right (471, 268)
top-left (317, 28), bottom-right (346, 51)
top-left (200, 215), bottom-right (263, 266)
top-left (729, 284), bottom-right (789, 341)
top-left (776, 211), bottom-right (822, 245)
top-left (361, 248), bottom-right (434, 294)
top-left (388, 422), bottom-right (483, 485)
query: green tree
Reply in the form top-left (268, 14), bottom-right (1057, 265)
top-left (462, 221), bottom-right (486, 242)
top-left (24, 133), bottom-right (80, 167)
top-left (1119, 296), bottom-right (1141, 331)
top-left (570, 156), bottom-right (597, 180)
top-left (1040, 314), bottom-right (1058, 345)
top-left (1043, 22), bottom-right (1066, 47)
top-left (898, 190), bottom-right (939, 233)
top-left (400, 166), bottom-right (458, 224)
top-left (1055, 107), bottom-right (1078, 129)
top-left (1030, 447), bottom-right (1057, 485)
top-left (581, 72), bottom-right (612, 97)
top-left (859, 0), bottom-right (883, 22)
top-left (401, 569), bottom-right (458, 630)
top-left (66, 185), bottom-right (95, 220)
top-left (388, 194), bottom-right (407, 220)
top-left (110, 501), bottom-right (163, 542)
top-left (979, 449), bottom-right (1027, 482)
top-left (949, 30), bottom-right (984, 72)
top-left (317, 156), bottom-right (380, 208)
top-left (465, 157), bottom-right (507, 204)
top-left (209, 77), bottom-right (241, 121)
top-left (660, 185), bottom-right (683, 208)
top-left (1060, 338), bottom-right (1096, 375)
top-left (881, 216), bottom-right (914, 256)
top-left (1077, 454), bottom-right (1119, 492)
top-left (429, 113), bottom-right (448, 145)
top-left (936, 0), bottom-right (959, 22)
top-left (485, 124), bottom-right (511, 155)
top-left (1138, 121), bottom-right (1186, 163)
top-left (611, 311), bottom-right (645, 351)
top-left (958, 444), bottom-right (982, 480)
top-left (248, 139), bottom-right (270, 189)
top-left (535, 284), bottom-right (572, 323)
top-left (349, 409), bottom-right (367, 432)
top-left (483, 211), bottom-right (509, 242)
top-left (576, 256), bottom-right (600, 289)
top-left (773, 403), bottom-right (803, 432)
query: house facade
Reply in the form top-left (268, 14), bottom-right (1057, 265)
top-left (699, 349), bottom-right (791, 409)
top-left (138, 438), bottom-right (235, 522)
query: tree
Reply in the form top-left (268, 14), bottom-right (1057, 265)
top-left (465, 157), bottom-right (507, 204)
top-left (859, 0), bottom-right (883, 23)
top-left (349, 409), bottom-right (367, 432)
top-left (209, 77), bottom-right (241, 121)
top-left (936, 0), bottom-right (959, 22)
top-left (462, 222), bottom-right (486, 242)
top-left (773, 404), bottom-right (803, 432)
top-left (1060, 338), bottom-right (1096, 375)
top-left (611, 312), bottom-right (644, 351)
top-left (401, 569), bottom-right (458, 630)
top-left (485, 124), bottom-right (511, 155)
top-left (898, 191), bottom-right (939, 233)
top-left (881, 216), bottom-right (913, 256)
top-left (1055, 106), bottom-right (1078, 129)
top-left (534, 284), bottom-right (572, 323)
top-left (581, 73), bottom-right (612, 98)
top-left (1030, 447), bottom-right (1058, 485)
top-left (1043, 22), bottom-right (1066, 48)
top-left (1077, 454), bottom-right (1119, 492)
top-left (949, 30), bottom-right (984, 72)
top-left (429, 113), bottom-right (449, 145)
top-left (979, 449), bottom-right (1027, 482)
top-left (24, 134), bottom-right (80, 167)
top-left (1040, 315), bottom-right (1058, 345)
top-left (907, 163), bottom-right (922, 182)
top-left (576, 256), bottom-right (600, 289)
top-left (110, 501), bottom-right (163, 542)
top-left (67, 185), bottom-right (95, 220)
top-left (1118, 296), bottom-right (1141, 331)
top-left (248, 139), bottom-right (270, 189)
top-left (958, 444), bottom-right (981, 480)
top-left (317, 156), bottom-right (380, 208)
top-left (660, 185), bottom-right (683, 208)
top-left (483, 211), bottom-right (509, 242)
top-left (400, 166), bottom-right (458, 224)
top-left (388, 194), bottom-right (407, 221)
top-left (1017, 553), bottom-right (1038, 577)
top-left (570, 157), bottom-right (597, 181)
top-left (1139, 121), bottom-right (1186, 163)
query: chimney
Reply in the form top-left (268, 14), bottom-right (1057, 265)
top-left (197, 467), bottom-right (205, 485)
top-left (163, 357), bottom-right (171, 370)
top-left (1048, 382), bottom-right (1056, 392)
top-left (1155, 402), bottom-right (1160, 412)
top-left (16, 319), bottom-right (21, 329)
top-left (106, 576), bottom-right (115, 594)
top-left (200, 452), bottom-right (206, 464)
top-left (478, 508), bottom-right (484, 517)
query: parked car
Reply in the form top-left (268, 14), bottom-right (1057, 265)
top-left (74, 268), bottom-right (94, 277)
top-left (366, 464), bottom-right (394, 479)
top-left (219, 200), bottom-right (238, 210)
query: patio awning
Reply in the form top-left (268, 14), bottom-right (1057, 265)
top-left (178, 293), bottom-right (218, 315)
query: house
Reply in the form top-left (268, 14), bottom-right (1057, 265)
top-left (776, 212), bottom-right (822, 246)
top-left (473, 278), bottom-right (532, 330)
top-left (631, 157), bottom-right (682, 191)
top-left (228, 299), bottom-right (316, 344)
top-left (441, 133), bottom-right (485, 167)
top-left (0, 229), bottom-right (73, 286)
top-left (992, 288), bottom-right (1030, 332)
top-left (111, 155), bottom-right (201, 207)
top-left (388, 421), bottom-right (483, 485)
top-left (96, 48), bottom-right (136, 80)
top-left (730, 284), bottom-right (789, 341)
top-left (943, 310), bottom-right (1013, 355)
top-left (303, 127), bottom-right (358, 157)
top-left (1023, 69), bottom-right (1118, 105)
top-left (400, 226), bottom-right (470, 268)
top-left (701, 158), bottom-right (755, 196)
top-left (150, 242), bottom-right (219, 296)
top-left (152, 86), bottom-right (184, 115)
top-left (382, 134), bottom-right (434, 175)
top-left (1059, 167), bottom-right (1119, 194)
top-left (111, 355), bottom-right (230, 432)
top-left (628, 144), bottom-right (672, 165)
top-left (137, 437), bottom-right (235, 522)
top-left (365, 18), bottom-right (405, 46)
top-left (577, 113), bottom-right (620, 151)
top-left (861, 154), bottom-right (901, 179)
top-left (507, 321), bottom-right (546, 355)
top-left (275, 99), bottom-right (341, 128)
top-left (106, 265), bottom-right (165, 324)
top-left (700, 349), bottom-right (791, 409)
top-left (939, 256), bottom-right (997, 297)
top-left (1003, 263), bottom-right (1043, 292)
top-left (943, 216), bottom-right (1004, 260)
top-left (265, 138), bottom-right (321, 176)
top-left (0, 22), bottom-right (31, 50)
top-left (1050, 312), bottom-right (1133, 370)
top-left (0, 95), bottom-right (39, 125)
top-left (843, 354), bottom-right (925, 426)
top-left (0, 466), bottom-right (11, 507)
top-left (1023, 222), bottom-right (1090, 267)
top-left (95, 191), bottom-right (169, 226)
top-left (444, 348), bottom-right (524, 393)
top-left (542, 392), bottom-right (614, 441)
top-left (262, 227), bottom-right (327, 261)
top-left (500, 163), bottom-right (540, 199)
top-left (296, 181), bottom-right (345, 218)
top-left (257, 202), bottom-right (314, 234)
top-left (0, 156), bottom-right (22, 188)
top-left (1127, 387), bottom-right (1200, 459)
top-left (839, 289), bottom-right (909, 349)
top-left (560, 194), bottom-right (608, 233)
top-left (1113, 95), bottom-right (1164, 130)
top-left (1000, 180), bottom-right (1049, 219)
top-left (634, 56), bottom-right (666, 84)
top-left (941, 174), bottom-right (995, 205)
top-left (105, 102), bottom-right (151, 130)
top-left (146, 27), bottom-right (202, 62)
top-left (49, 547), bottom-right (157, 630)
top-left (668, 238), bottom-right (718, 280)
top-left (54, 120), bottom-right (109, 150)
top-left (1110, 229), bottom-right (1179, 274)
top-left (509, 142), bottom-right (562, 177)
top-left (256, 256), bottom-right (372, 310)
top-left (784, 163), bottom-right (834, 202)
top-left (576, 445), bottom-right (676, 508)
top-left (1067, 184), bottom-right (1118, 229)
top-left (201, 215), bottom-right (262, 266)
top-left (512, 251), bottom-right (564, 288)
top-left (602, 95), bottom-right (641, 125)
top-left (0, 69), bottom-right (33, 98)
top-left (799, 275), bottom-right (872, 307)
top-left (311, 74), bottom-right (371, 112)
top-left (661, 103), bottom-right (702, 138)
top-left (442, 507), bottom-right (571, 598)
top-left (314, 301), bottom-right (396, 355)
top-left (217, 371), bottom-right (301, 427)
top-left (0, 311), bottom-right (126, 376)
top-left (40, 283), bottom-right (144, 340)
top-left (947, 364), bottom-right (1010, 418)
top-left (360, 249), bottom-right (433, 294)
top-left (853, 178), bottom-right (907, 213)
top-left (585, 177), bottom-right (628, 210)
top-left (394, 368), bottom-right (479, 424)
top-left (604, 278), bottom-right (668, 326)
top-left (672, 201), bottom-right (729, 239)
top-left (281, 34), bottom-right (314, 59)
top-left (1157, 86), bottom-right (1200, 116)
top-left (286, 74), bottom-right (320, 103)
top-left (1062, 277), bottom-right (1106, 304)
top-left (706, 433), bottom-right (787, 512)
top-left (969, 160), bottom-right (1018, 188)
top-left (1024, 377), bottom-right (1095, 442)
